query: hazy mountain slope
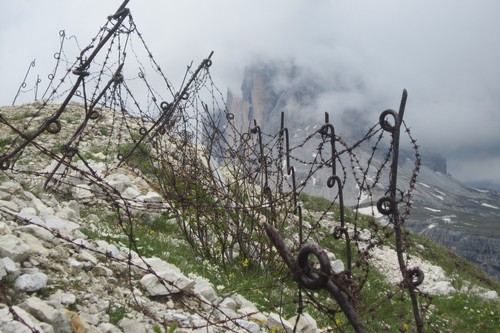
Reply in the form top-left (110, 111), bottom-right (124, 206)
top-left (226, 61), bottom-right (500, 280)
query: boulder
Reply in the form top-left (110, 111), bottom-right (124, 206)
top-left (122, 186), bottom-right (141, 200)
top-left (72, 184), bottom-right (94, 201)
top-left (140, 270), bottom-right (195, 296)
top-left (98, 322), bottom-right (123, 333)
top-left (234, 319), bottom-right (261, 333)
top-left (14, 272), bottom-right (48, 292)
top-left (189, 278), bottom-right (218, 302)
top-left (331, 259), bottom-right (345, 273)
top-left (0, 234), bottom-right (32, 262)
top-left (104, 173), bottom-right (133, 194)
top-left (118, 318), bottom-right (146, 333)
top-left (18, 224), bottom-right (56, 243)
top-left (0, 199), bottom-right (20, 212)
top-left (288, 313), bottom-right (317, 333)
top-left (1, 257), bottom-right (19, 276)
top-left (0, 306), bottom-right (45, 333)
top-left (44, 216), bottom-right (80, 232)
top-left (20, 297), bottom-right (73, 333)
top-left (18, 233), bottom-right (50, 255)
top-left (267, 313), bottom-right (294, 333)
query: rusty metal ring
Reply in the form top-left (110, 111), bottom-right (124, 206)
top-left (263, 186), bottom-right (272, 197)
top-left (333, 226), bottom-right (346, 240)
top-left (226, 113), bottom-right (234, 121)
top-left (327, 175), bottom-right (340, 189)
top-left (64, 146), bottom-right (78, 158)
top-left (265, 156), bottom-right (273, 167)
top-left (407, 267), bottom-right (424, 286)
top-left (379, 109), bottom-right (398, 133)
top-left (205, 59), bottom-right (213, 68)
top-left (117, 153), bottom-right (124, 161)
top-left (297, 244), bottom-right (331, 290)
top-left (160, 101), bottom-right (170, 111)
top-left (376, 196), bottom-right (396, 215)
top-left (89, 111), bottom-right (100, 120)
top-left (139, 127), bottom-right (147, 135)
top-left (0, 157), bottom-right (10, 170)
top-left (46, 120), bottom-right (61, 134)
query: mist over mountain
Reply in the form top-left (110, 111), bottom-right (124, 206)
top-left (226, 60), bottom-right (500, 280)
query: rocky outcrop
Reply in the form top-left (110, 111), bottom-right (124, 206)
top-left (226, 61), bottom-right (500, 281)
top-left (0, 174), bottom-right (323, 333)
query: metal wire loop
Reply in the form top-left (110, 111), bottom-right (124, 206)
top-left (327, 175), bottom-right (341, 189)
top-left (160, 101), bottom-right (170, 111)
top-left (379, 109), bottom-right (398, 133)
top-left (64, 146), bottom-right (78, 158)
top-left (46, 120), bottom-right (62, 134)
top-left (407, 267), bottom-right (424, 287)
top-left (89, 111), bottom-right (100, 120)
top-left (297, 244), bottom-right (332, 290)
top-left (376, 196), bottom-right (396, 215)
top-left (333, 226), bottom-right (346, 240)
top-left (0, 157), bottom-right (10, 170)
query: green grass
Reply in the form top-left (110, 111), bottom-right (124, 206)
top-left (78, 192), bottom-right (500, 333)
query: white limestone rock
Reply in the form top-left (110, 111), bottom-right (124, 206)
top-left (44, 216), bottom-right (80, 232)
top-left (0, 260), bottom-right (6, 280)
top-left (288, 313), bottom-right (317, 333)
top-left (140, 270), bottom-right (195, 296)
top-left (234, 319), bottom-right (261, 333)
top-left (104, 173), bottom-right (133, 194)
top-left (331, 259), bottom-right (345, 273)
top-left (14, 272), bottom-right (48, 292)
top-left (55, 206), bottom-right (79, 221)
top-left (0, 220), bottom-right (12, 235)
top-left (118, 318), bottom-right (146, 333)
top-left (72, 184), bottom-right (94, 201)
top-left (1, 257), bottom-right (19, 276)
top-left (0, 234), bottom-right (32, 262)
top-left (0, 199), bottom-right (20, 212)
top-left (17, 224), bottom-right (56, 243)
top-left (20, 296), bottom-right (73, 333)
top-left (49, 290), bottom-right (77, 307)
top-left (189, 278), bottom-right (218, 302)
top-left (98, 322), bottom-right (123, 333)
top-left (122, 186), bottom-right (142, 200)
top-left (19, 232), bottom-right (50, 255)
top-left (0, 189), bottom-right (11, 200)
top-left (0, 306), bottom-right (45, 333)
top-left (267, 313), bottom-right (294, 333)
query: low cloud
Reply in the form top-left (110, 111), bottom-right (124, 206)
top-left (0, 0), bottom-right (499, 188)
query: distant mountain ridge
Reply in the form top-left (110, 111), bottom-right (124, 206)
top-left (226, 61), bottom-right (500, 280)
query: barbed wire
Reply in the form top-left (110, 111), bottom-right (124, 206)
top-left (0, 1), bottom-right (428, 332)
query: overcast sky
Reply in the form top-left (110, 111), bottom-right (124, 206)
top-left (1, 0), bottom-right (499, 189)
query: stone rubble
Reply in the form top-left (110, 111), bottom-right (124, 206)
top-left (0, 176), bottom-right (317, 333)
top-left (0, 104), bottom-right (498, 332)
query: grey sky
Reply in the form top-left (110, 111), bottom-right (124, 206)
top-left (1, 0), bottom-right (499, 189)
